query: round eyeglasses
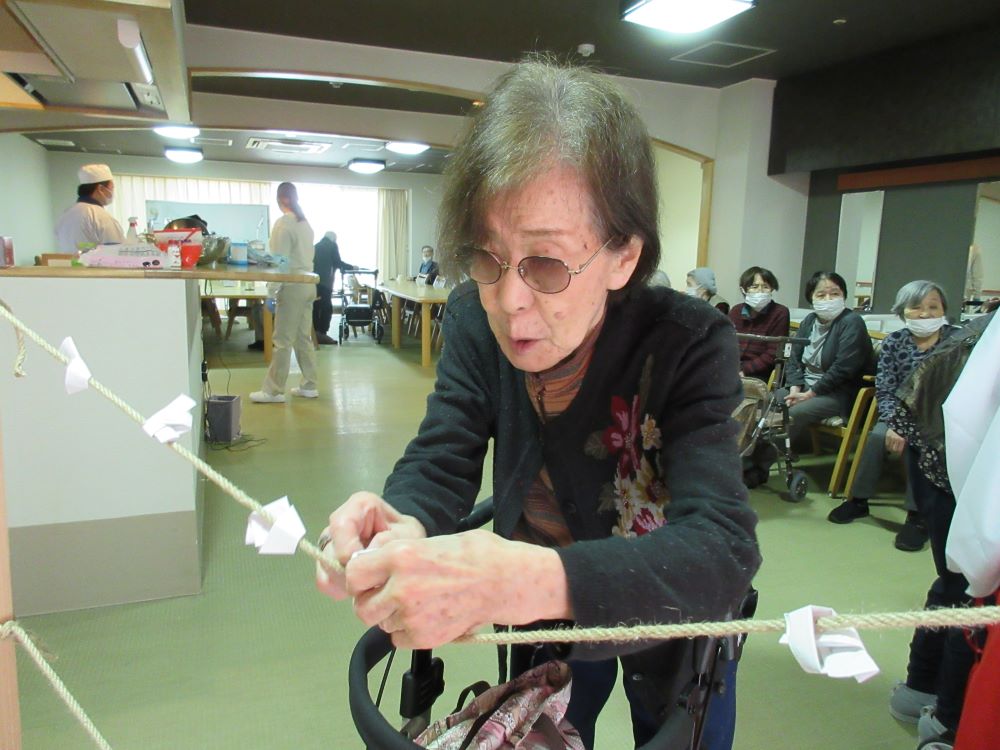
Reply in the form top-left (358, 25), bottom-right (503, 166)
top-left (460, 237), bottom-right (613, 294)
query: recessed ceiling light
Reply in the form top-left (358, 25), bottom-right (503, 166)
top-left (385, 141), bottom-right (430, 155)
top-left (348, 159), bottom-right (386, 175)
top-left (164, 147), bottom-right (204, 164)
top-left (154, 125), bottom-right (201, 140)
top-left (36, 138), bottom-right (76, 147)
top-left (622, 0), bottom-right (754, 34)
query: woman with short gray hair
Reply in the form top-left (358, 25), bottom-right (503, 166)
top-left (320, 57), bottom-right (759, 750)
top-left (827, 280), bottom-right (958, 550)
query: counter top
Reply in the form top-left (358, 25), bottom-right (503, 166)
top-left (0, 262), bottom-right (317, 284)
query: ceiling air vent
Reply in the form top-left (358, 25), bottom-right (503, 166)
top-left (245, 137), bottom-right (330, 155)
top-left (671, 42), bottom-right (775, 68)
top-left (192, 136), bottom-right (234, 147)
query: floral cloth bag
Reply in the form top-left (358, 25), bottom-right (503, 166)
top-left (415, 661), bottom-right (584, 750)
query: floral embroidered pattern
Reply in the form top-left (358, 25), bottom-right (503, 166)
top-left (589, 356), bottom-right (670, 538)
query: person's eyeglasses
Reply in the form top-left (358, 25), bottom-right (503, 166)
top-left (460, 237), bottom-right (613, 294)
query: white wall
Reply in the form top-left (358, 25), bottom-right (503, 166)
top-left (0, 133), bottom-right (55, 262)
top-left (654, 145), bottom-right (703, 288)
top-left (973, 196), bottom-right (1000, 294)
top-left (837, 191), bottom-right (885, 303)
top-left (0, 278), bottom-right (201, 526)
top-left (708, 79), bottom-right (809, 307)
top-left (47, 152), bottom-right (444, 273)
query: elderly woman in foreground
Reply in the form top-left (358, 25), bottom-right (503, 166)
top-left (318, 60), bottom-right (760, 750)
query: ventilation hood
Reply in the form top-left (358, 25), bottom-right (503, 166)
top-left (0, 0), bottom-right (187, 121)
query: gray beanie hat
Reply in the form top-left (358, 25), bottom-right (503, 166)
top-left (688, 267), bottom-right (717, 295)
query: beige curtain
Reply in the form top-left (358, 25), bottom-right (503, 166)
top-left (377, 189), bottom-right (409, 281)
top-left (110, 175), bottom-right (272, 232)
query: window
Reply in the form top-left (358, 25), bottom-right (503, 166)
top-left (269, 182), bottom-right (378, 269)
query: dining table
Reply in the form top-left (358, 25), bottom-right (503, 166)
top-left (377, 279), bottom-right (450, 367)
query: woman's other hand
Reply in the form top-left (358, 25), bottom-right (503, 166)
top-left (784, 388), bottom-right (815, 407)
top-left (315, 491), bottom-right (426, 601)
top-left (885, 427), bottom-right (907, 455)
top-left (346, 530), bottom-right (571, 649)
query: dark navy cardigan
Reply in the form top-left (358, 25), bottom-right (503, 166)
top-left (383, 282), bottom-right (760, 657)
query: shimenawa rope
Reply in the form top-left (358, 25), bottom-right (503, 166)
top-left (1, 620), bottom-right (113, 750)
top-left (3, 298), bottom-right (1000, 651)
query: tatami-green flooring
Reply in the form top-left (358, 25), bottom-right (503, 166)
top-left (14, 321), bottom-right (935, 749)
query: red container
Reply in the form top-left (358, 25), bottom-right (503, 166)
top-left (180, 243), bottom-right (202, 268)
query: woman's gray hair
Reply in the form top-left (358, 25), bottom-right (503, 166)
top-left (437, 55), bottom-right (661, 292)
top-left (891, 280), bottom-right (948, 319)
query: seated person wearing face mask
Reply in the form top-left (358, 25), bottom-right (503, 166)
top-left (827, 281), bottom-right (959, 549)
top-left (728, 266), bottom-right (790, 381)
top-left (778, 270), bottom-right (874, 448)
top-left (416, 245), bottom-right (439, 285)
top-left (686, 267), bottom-right (729, 314)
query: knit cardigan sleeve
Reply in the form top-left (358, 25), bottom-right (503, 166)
top-left (381, 287), bottom-right (496, 534)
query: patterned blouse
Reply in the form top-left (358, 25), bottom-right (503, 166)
top-left (878, 325), bottom-right (958, 424)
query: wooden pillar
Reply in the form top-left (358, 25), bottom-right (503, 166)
top-left (0, 423), bottom-right (23, 749)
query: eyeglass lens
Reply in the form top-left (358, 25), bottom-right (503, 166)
top-left (465, 248), bottom-right (571, 293)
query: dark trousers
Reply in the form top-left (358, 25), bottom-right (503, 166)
top-left (904, 447), bottom-right (975, 730)
top-left (565, 656), bottom-right (737, 750)
top-left (312, 283), bottom-right (333, 334)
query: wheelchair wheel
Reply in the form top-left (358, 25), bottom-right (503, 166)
top-left (373, 320), bottom-right (384, 344)
top-left (786, 470), bottom-right (809, 502)
top-left (338, 317), bottom-right (348, 345)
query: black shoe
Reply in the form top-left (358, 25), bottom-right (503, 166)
top-left (895, 516), bottom-right (929, 552)
top-left (316, 333), bottom-right (338, 345)
top-left (247, 340), bottom-right (264, 351)
top-left (828, 499), bottom-right (869, 524)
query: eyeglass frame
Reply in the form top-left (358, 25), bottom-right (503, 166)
top-left (460, 236), bottom-right (615, 294)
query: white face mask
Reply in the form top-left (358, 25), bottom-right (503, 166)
top-left (813, 297), bottom-right (845, 321)
top-left (745, 292), bottom-right (772, 311)
top-left (905, 316), bottom-right (946, 338)
top-left (685, 286), bottom-right (703, 298)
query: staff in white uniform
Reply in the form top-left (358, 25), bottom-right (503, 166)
top-left (54, 164), bottom-right (126, 253)
top-left (250, 182), bottom-right (320, 403)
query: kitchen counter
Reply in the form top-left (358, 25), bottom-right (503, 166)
top-left (0, 262), bottom-right (317, 615)
top-left (0, 261), bottom-right (317, 284)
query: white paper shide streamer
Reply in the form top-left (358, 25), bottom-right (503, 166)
top-left (142, 394), bottom-right (196, 443)
top-left (246, 496), bottom-right (306, 555)
top-left (780, 604), bottom-right (880, 683)
top-left (58, 337), bottom-right (92, 394)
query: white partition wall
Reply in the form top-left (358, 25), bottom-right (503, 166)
top-left (0, 277), bottom-right (203, 614)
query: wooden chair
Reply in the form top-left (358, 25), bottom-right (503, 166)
top-left (201, 299), bottom-right (224, 339)
top-left (841, 376), bottom-right (880, 501)
top-left (224, 299), bottom-right (257, 340)
top-left (810, 330), bottom-right (886, 496)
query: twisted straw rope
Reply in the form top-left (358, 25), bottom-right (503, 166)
top-left (1, 620), bottom-right (113, 750)
top-left (3, 300), bottom-right (1000, 650)
top-left (457, 605), bottom-right (1000, 645)
top-left (0, 301), bottom-right (329, 569)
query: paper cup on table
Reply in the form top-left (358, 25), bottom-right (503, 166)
top-left (229, 243), bottom-right (248, 265)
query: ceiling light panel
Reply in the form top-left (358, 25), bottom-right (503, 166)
top-left (622, 0), bottom-right (753, 34)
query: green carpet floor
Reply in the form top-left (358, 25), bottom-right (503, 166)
top-left (14, 321), bottom-right (933, 749)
